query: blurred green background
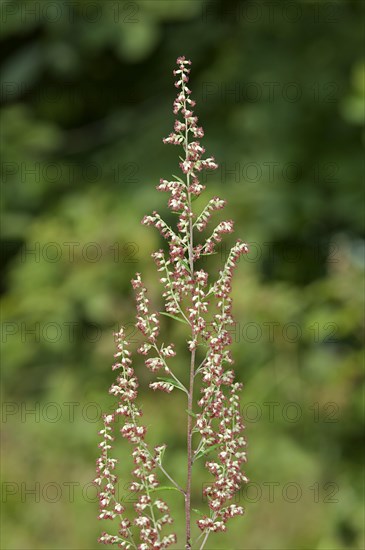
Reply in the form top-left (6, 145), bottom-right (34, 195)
top-left (1, 0), bottom-right (364, 548)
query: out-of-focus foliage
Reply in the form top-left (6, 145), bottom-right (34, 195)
top-left (1, 1), bottom-right (364, 549)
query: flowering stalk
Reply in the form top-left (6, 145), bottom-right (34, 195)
top-left (95, 56), bottom-right (249, 550)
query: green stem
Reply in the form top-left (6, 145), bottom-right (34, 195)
top-left (181, 75), bottom-right (197, 550)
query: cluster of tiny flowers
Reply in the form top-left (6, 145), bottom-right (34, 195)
top-left (187, 269), bottom-right (209, 350)
top-left (194, 197), bottom-right (226, 232)
top-left (151, 245), bottom-right (193, 316)
top-left (132, 273), bottom-right (160, 343)
top-left (131, 447), bottom-right (176, 549)
top-left (193, 314), bottom-right (248, 533)
top-left (194, 220), bottom-right (235, 260)
top-left (94, 413), bottom-right (122, 521)
top-left (94, 410), bottom-right (134, 548)
top-left (95, 328), bottom-right (176, 549)
top-left (156, 179), bottom-right (187, 213)
top-left (159, 55), bottom-right (219, 249)
top-left (212, 240), bottom-right (249, 296)
top-left (168, 56), bottom-right (218, 179)
top-left (192, 260), bottom-right (249, 533)
top-left (132, 273), bottom-right (179, 395)
top-left (197, 382), bottom-right (248, 532)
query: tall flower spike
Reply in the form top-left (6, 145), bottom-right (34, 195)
top-left (95, 56), bottom-right (249, 550)
top-left (95, 329), bottom-right (176, 549)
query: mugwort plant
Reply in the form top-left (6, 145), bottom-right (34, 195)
top-left (95, 56), bottom-right (249, 550)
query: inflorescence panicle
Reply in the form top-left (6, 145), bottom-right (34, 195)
top-left (95, 55), bottom-right (249, 550)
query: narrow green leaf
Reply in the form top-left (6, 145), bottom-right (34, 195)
top-left (194, 443), bottom-right (221, 461)
top-left (185, 409), bottom-right (197, 418)
top-left (205, 286), bottom-right (216, 296)
top-left (149, 486), bottom-right (181, 493)
top-left (179, 259), bottom-right (191, 273)
top-left (160, 311), bottom-right (188, 325)
top-left (192, 508), bottom-right (203, 515)
top-left (172, 174), bottom-right (186, 184)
